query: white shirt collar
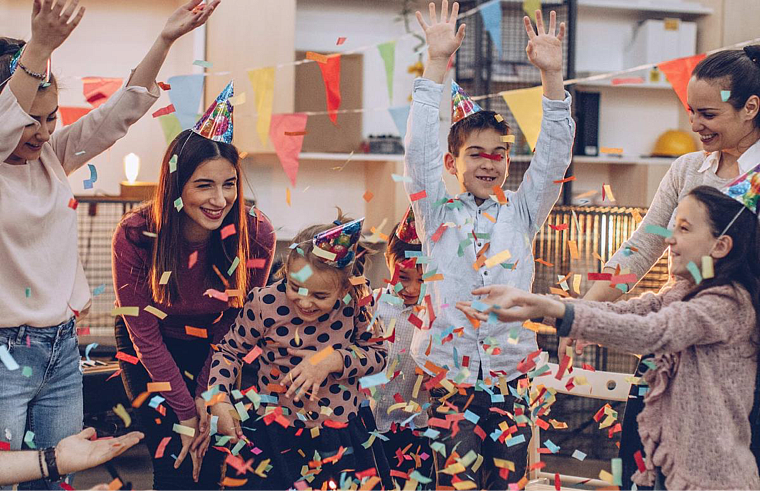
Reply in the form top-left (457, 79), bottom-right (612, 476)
top-left (697, 138), bottom-right (760, 174)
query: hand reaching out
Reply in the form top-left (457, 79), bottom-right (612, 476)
top-left (160, 0), bottom-right (221, 43)
top-left (455, 285), bottom-right (565, 323)
top-left (55, 428), bottom-right (143, 475)
top-left (27, 0), bottom-right (85, 57)
top-left (416, 1), bottom-right (465, 83)
top-left (523, 10), bottom-right (565, 73)
top-left (282, 348), bottom-right (343, 403)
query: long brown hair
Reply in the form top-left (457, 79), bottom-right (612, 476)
top-left (144, 129), bottom-right (250, 307)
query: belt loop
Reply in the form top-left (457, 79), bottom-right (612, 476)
top-left (14, 325), bottom-right (26, 346)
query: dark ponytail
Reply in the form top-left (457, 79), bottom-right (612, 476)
top-left (683, 186), bottom-right (760, 330)
top-left (693, 45), bottom-right (760, 129)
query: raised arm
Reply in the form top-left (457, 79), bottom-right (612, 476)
top-left (127, 0), bottom-right (219, 90)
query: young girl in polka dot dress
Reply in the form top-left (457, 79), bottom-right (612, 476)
top-left (208, 214), bottom-right (390, 490)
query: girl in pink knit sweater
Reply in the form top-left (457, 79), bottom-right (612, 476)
top-left (458, 185), bottom-right (760, 490)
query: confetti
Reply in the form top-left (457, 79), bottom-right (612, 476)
top-left (501, 134), bottom-right (515, 143)
top-left (298, 287), bottom-right (309, 296)
top-left (536, 258), bottom-right (554, 267)
top-left (305, 51), bottom-right (329, 64)
top-left (144, 305), bottom-right (167, 319)
top-left (702, 255), bottom-right (714, 279)
top-left (113, 403), bottom-right (131, 428)
top-left (193, 59), bottom-right (213, 68)
top-left (172, 423), bottom-right (195, 437)
top-left (169, 154), bottom-right (178, 173)
top-left (291, 264), bottom-right (313, 283)
top-left (227, 257), bottom-right (241, 276)
top-left (686, 261), bottom-right (702, 284)
top-left (159, 271), bottom-right (171, 285)
top-left (157, 82), bottom-right (171, 91)
top-left (155, 436), bottom-right (171, 458)
top-left (286, 188), bottom-right (291, 206)
top-left (284, 130), bottom-right (307, 136)
top-left (220, 224), bottom-right (237, 239)
top-left (68, 198), bottom-right (78, 210)
top-left (645, 224), bottom-right (672, 238)
top-left (185, 326), bottom-right (208, 338)
top-left (391, 173), bottom-right (412, 183)
top-left (147, 382), bottom-right (172, 392)
top-left (115, 351), bottom-right (139, 365)
top-left (600, 147), bottom-right (623, 154)
top-left (603, 184), bottom-right (616, 201)
top-left (494, 114), bottom-right (504, 122)
top-left (189, 251), bottom-right (198, 269)
top-left (336, 37), bottom-right (347, 45)
top-left (93, 284), bottom-right (106, 296)
top-left (174, 197), bottom-right (183, 211)
top-left (410, 190), bottom-right (427, 201)
top-left (25, 287), bottom-right (31, 298)
top-left (310, 346), bottom-right (335, 365)
top-left (363, 191), bottom-right (374, 202)
top-left (24, 430), bottom-right (36, 449)
top-left (721, 90), bottom-right (731, 102)
top-left (21, 366), bottom-right (32, 377)
top-left (632, 208), bottom-right (643, 223)
top-left (229, 93), bottom-right (246, 106)
top-left (571, 449), bottom-right (586, 461)
top-left (246, 258), bottom-right (266, 269)
top-left (152, 104), bottom-right (176, 118)
top-left (479, 152), bottom-right (503, 161)
top-left (484, 249), bottom-right (512, 269)
top-left (111, 307), bottom-right (139, 316)
top-left (553, 176), bottom-right (576, 184)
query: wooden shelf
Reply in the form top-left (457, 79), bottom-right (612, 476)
top-left (577, 0), bottom-right (712, 16)
top-left (573, 155), bottom-right (675, 165)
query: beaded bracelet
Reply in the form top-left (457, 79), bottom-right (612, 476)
top-left (16, 61), bottom-right (47, 81)
top-left (37, 450), bottom-right (48, 480)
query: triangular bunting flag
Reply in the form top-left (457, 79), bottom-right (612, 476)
top-left (270, 113), bottom-right (308, 187)
top-left (501, 86), bottom-right (543, 151)
top-left (523, 0), bottom-right (541, 23)
top-left (317, 55), bottom-right (342, 125)
top-left (480, 0), bottom-right (503, 58)
top-left (248, 67), bottom-right (275, 146)
top-left (388, 106), bottom-right (411, 141)
top-left (378, 41), bottom-right (396, 102)
top-left (157, 114), bottom-right (183, 145)
top-left (167, 74), bottom-right (205, 130)
top-left (82, 77), bottom-right (123, 108)
top-left (59, 107), bottom-right (92, 126)
top-left (658, 53), bottom-right (706, 112)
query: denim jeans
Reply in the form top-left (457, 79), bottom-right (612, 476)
top-left (0, 318), bottom-right (83, 490)
top-left (427, 378), bottom-right (531, 490)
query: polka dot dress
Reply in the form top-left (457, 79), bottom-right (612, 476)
top-left (209, 278), bottom-right (387, 428)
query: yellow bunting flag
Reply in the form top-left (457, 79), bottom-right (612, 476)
top-left (501, 87), bottom-right (543, 150)
top-left (248, 67), bottom-right (275, 146)
top-left (523, 0), bottom-right (541, 22)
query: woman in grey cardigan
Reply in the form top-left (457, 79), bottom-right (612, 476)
top-left (562, 45), bottom-right (760, 489)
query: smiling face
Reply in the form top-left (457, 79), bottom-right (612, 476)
top-left (687, 77), bottom-right (758, 153)
top-left (5, 87), bottom-right (58, 165)
top-left (285, 255), bottom-right (348, 322)
top-left (180, 157), bottom-right (237, 242)
top-left (386, 255), bottom-right (423, 306)
top-left (667, 195), bottom-right (725, 278)
top-left (444, 128), bottom-right (510, 205)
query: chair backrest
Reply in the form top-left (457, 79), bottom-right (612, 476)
top-left (527, 362), bottom-right (632, 489)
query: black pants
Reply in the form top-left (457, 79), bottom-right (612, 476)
top-left (114, 317), bottom-right (224, 490)
top-left (618, 356), bottom-right (653, 491)
top-left (427, 379), bottom-right (531, 490)
top-left (381, 426), bottom-right (434, 489)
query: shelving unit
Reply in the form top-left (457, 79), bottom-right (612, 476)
top-left (577, 0), bottom-right (712, 16)
top-left (573, 155), bottom-right (674, 165)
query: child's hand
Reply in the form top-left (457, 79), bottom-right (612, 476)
top-left (282, 348), bottom-right (343, 403)
top-left (208, 401), bottom-right (244, 442)
top-left (28, 0), bottom-right (85, 57)
top-left (416, 1), bottom-right (466, 62)
top-left (160, 0), bottom-right (220, 44)
top-left (523, 10), bottom-right (565, 74)
top-left (456, 285), bottom-right (565, 323)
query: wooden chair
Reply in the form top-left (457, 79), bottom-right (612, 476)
top-left (526, 362), bottom-right (632, 490)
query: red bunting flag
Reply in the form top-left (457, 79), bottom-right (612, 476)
top-left (82, 77), bottom-right (123, 108)
top-left (269, 113), bottom-right (308, 187)
top-left (59, 107), bottom-right (92, 126)
top-left (658, 53), bottom-right (706, 112)
top-left (316, 55), bottom-right (342, 125)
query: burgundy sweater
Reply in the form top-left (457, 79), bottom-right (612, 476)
top-left (112, 207), bottom-right (276, 420)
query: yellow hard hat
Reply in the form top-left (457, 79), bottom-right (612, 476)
top-left (652, 130), bottom-right (697, 157)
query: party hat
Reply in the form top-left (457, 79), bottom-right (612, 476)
top-left (312, 218), bottom-right (364, 268)
top-left (451, 80), bottom-right (482, 125)
top-left (192, 81), bottom-right (234, 143)
top-left (396, 207), bottom-right (420, 245)
top-left (724, 162), bottom-right (760, 214)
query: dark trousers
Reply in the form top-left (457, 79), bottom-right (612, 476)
top-left (427, 379), bottom-right (531, 490)
top-left (619, 356), bottom-right (653, 491)
top-left (114, 317), bottom-right (224, 490)
top-left (381, 426), bottom-right (434, 489)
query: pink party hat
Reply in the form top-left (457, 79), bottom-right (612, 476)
top-left (312, 218), bottom-right (364, 268)
top-left (395, 207), bottom-right (420, 245)
top-left (192, 81), bottom-right (234, 143)
top-left (451, 80), bottom-right (482, 125)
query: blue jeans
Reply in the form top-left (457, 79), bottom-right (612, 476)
top-left (0, 318), bottom-right (83, 490)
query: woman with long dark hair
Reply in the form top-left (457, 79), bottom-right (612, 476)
top-left (112, 128), bottom-right (276, 489)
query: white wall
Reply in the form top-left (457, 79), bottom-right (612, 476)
top-left (295, 0), bottom-right (427, 138)
top-left (3, 0), bottom-right (197, 196)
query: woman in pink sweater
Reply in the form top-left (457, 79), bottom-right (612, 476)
top-left (459, 185), bottom-right (760, 490)
top-left (0, 1), bottom-right (218, 489)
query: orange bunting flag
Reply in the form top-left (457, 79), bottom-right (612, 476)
top-left (82, 77), bottom-right (123, 108)
top-left (59, 107), bottom-right (92, 126)
top-left (316, 55), bottom-right (342, 125)
top-left (269, 113), bottom-right (308, 187)
top-left (658, 53), bottom-right (707, 112)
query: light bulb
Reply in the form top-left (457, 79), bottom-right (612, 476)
top-left (124, 153), bottom-right (140, 184)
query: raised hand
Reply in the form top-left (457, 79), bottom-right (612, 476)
top-left (523, 10), bottom-right (565, 74)
top-left (160, 0), bottom-right (221, 43)
top-left (416, 1), bottom-right (466, 62)
top-left (28, 0), bottom-right (85, 57)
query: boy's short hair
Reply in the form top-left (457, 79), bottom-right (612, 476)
top-left (387, 222), bottom-right (422, 264)
top-left (447, 110), bottom-right (511, 156)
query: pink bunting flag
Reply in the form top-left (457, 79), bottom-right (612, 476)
top-left (658, 53), bottom-right (706, 112)
top-left (316, 55), bottom-right (342, 125)
top-left (269, 113), bottom-right (308, 187)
